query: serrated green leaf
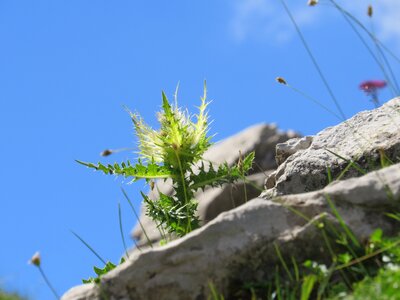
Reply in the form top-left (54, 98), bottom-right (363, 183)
top-left (82, 277), bottom-right (95, 284)
top-left (83, 261), bottom-right (118, 285)
top-left (76, 160), bottom-right (171, 180)
top-left (189, 152), bottom-right (254, 191)
top-left (242, 151), bottom-right (255, 171)
top-left (162, 91), bottom-right (173, 119)
top-left (93, 266), bottom-right (103, 276)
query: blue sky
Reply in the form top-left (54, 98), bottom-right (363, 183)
top-left (1, 1), bottom-right (399, 299)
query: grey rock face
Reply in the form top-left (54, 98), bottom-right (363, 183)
top-left (275, 136), bottom-right (313, 166)
top-left (196, 172), bottom-right (268, 224)
top-left (132, 123), bottom-right (298, 246)
top-left (263, 98), bottom-right (400, 198)
top-left (62, 162), bottom-right (400, 300)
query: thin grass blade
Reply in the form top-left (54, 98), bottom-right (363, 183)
top-left (118, 202), bottom-right (129, 259)
top-left (70, 230), bottom-right (107, 265)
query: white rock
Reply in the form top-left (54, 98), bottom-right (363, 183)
top-left (264, 98), bottom-right (400, 198)
top-left (62, 162), bottom-right (400, 300)
top-left (275, 136), bottom-right (313, 166)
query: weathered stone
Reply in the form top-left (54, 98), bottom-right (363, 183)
top-left (197, 172), bottom-right (267, 224)
top-left (132, 123), bottom-right (298, 245)
top-left (264, 171), bottom-right (276, 189)
top-left (62, 162), bottom-right (400, 300)
top-left (275, 136), bottom-right (313, 166)
top-left (200, 123), bottom-right (298, 173)
top-left (263, 98), bottom-right (400, 198)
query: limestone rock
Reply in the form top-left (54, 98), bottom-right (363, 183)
top-left (62, 162), bottom-right (400, 300)
top-left (196, 172), bottom-right (268, 224)
top-left (132, 123), bottom-right (298, 246)
top-left (263, 98), bottom-right (400, 198)
top-left (200, 123), bottom-right (298, 173)
top-left (275, 136), bottom-right (313, 166)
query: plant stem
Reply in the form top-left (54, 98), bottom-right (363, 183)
top-left (174, 149), bottom-right (192, 233)
top-left (335, 239), bottom-right (400, 271)
top-left (335, 6), bottom-right (398, 97)
top-left (71, 230), bottom-right (107, 265)
top-left (329, 0), bottom-right (400, 95)
top-left (38, 266), bottom-right (60, 300)
top-left (274, 242), bottom-right (294, 282)
top-left (284, 83), bottom-right (342, 121)
top-left (118, 202), bottom-right (129, 259)
top-left (121, 188), bottom-right (153, 248)
top-left (279, 0), bottom-right (346, 121)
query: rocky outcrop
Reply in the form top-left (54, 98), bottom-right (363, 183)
top-left (263, 98), bottom-right (400, 198)
top-left (132, 123), bottom-right (298, 246)
top-left (62, 161), bottom-right (400, 300)
top-left (62, 99), bottom-right (400, 299)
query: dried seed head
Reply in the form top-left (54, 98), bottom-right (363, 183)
top-left (29, 252), bottom-right (41, 267)
top-left (368, 5), bottom-right (373, 17)
top-left (100, 149), bottom-right (113, 157)
top-left (276, 77), bottom-right (287, 85)
top-left (308, 0), bottom-right (318, 6)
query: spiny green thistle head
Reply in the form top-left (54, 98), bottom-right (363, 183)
top-left (129, 83), bottom-right (212, 168)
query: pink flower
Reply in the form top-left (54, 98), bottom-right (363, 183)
top-left (359, 80), bottom-right (387, 94)
top-left (359, 80), bottom-right (387, 108)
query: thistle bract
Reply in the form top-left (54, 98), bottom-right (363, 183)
top-left (130, 84), bottom-right (211, 171)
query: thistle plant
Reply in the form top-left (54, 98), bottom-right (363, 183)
top-left (78, 83), bottom-right (254, 237)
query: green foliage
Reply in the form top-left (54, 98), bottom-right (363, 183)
top-left (337, 268), bottom-right (400, 300)
top-left (142, 191), bottom-right (200, 236)
top-left (208, 281), bottom-right (225, 300)
top-left (82, 258), bottom-right (125, 284)
top-left (79, 83), bottom-right (254, 237)
top-left (72, 230), bottom-right (127, 285)
top-left (301, 274), bottom-right (317, 300)
top-left (235, 201), bottom-right (400, 300)
top-left (325, 148), bottom-right (397, 186)
top-left (0, 290), bottom-right (24, 300)
top-left (190, 152), bottom-right (255, 191)
top-left (76, 160), bottom-right (171, 182)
